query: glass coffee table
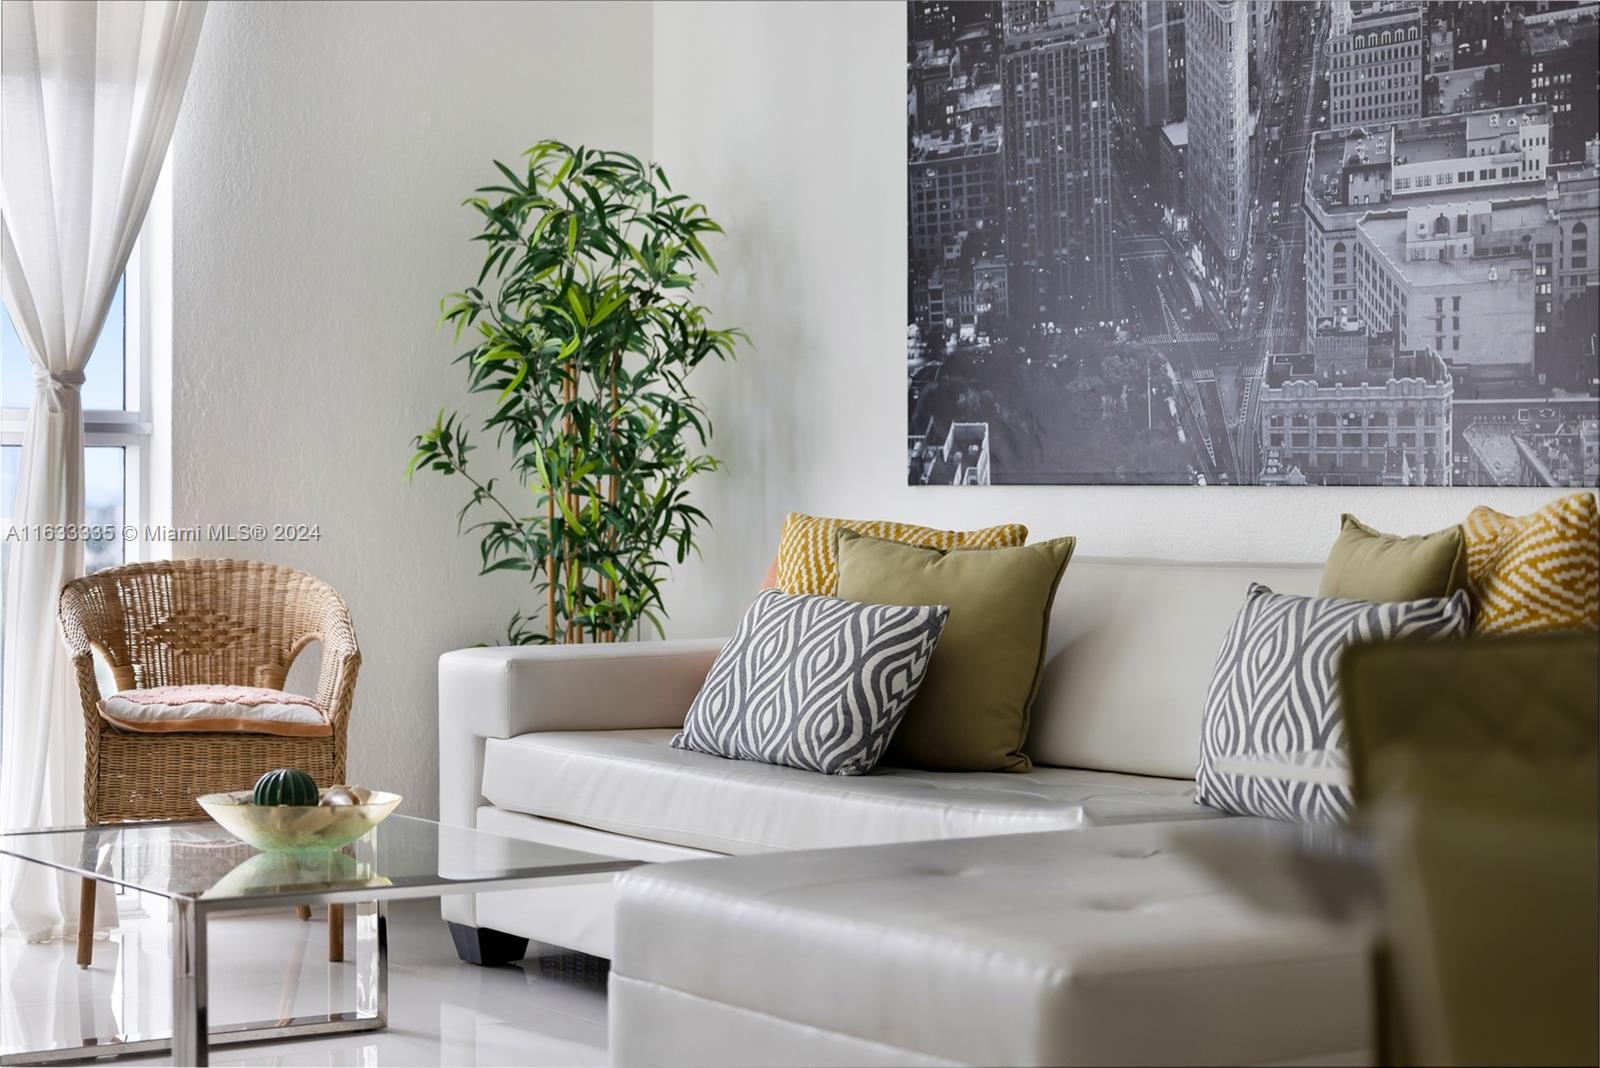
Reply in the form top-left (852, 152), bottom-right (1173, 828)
top-left (0, 816), bottom-right (638, 1066)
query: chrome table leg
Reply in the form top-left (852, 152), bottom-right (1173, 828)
top-left (170, 898), bottom-right (208, 1066)
top-left (355, 900), bottom-right (388, 1023)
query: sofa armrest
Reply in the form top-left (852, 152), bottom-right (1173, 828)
top-left (439, 639), bottom-right (725, 742)
top-left (438, 639), bottom-right (723, 928)
top-left (438, 639), bottom-right (724, 824)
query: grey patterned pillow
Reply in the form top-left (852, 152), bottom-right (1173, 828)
top-left (671, 589), bottom-right (949, 776)
top-left (1195, 583), bottom-right (1471, 823)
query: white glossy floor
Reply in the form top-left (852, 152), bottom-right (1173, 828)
top-left (0, 898), bottom-right (609, 1066)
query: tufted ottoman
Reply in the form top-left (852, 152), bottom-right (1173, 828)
top-left (609, 821), bottom-right (1372, 1067)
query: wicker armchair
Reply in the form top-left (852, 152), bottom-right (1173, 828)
top-left (59, 558), bottom-right (360, 964)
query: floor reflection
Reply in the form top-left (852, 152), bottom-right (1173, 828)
top-left (1, 898), bottom-right (608, 1066)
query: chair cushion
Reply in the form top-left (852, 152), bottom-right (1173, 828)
top-left (610, 823), bottom-right (1371, 1067)
top-left (99, 685), bottom-right (331, 737)
top-left (480, 729), bottom-right (1216, 855)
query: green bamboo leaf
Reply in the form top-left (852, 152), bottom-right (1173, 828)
top-left (590, 292), bottom-right (628, 327)
top-left (565, 287), bottom-right (590, 326)
top-left (685, 233), bottom-right (717, 272)
top-left (492, 159), bottom-right (527, 193)
top-left (554, 491), bottom-right (587, 535)
top-left (553, 153), bottom-right (575, 187)
top-left (497, 361), bottom-right (530, 402)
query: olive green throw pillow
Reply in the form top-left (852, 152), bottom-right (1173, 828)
top-left (1318, 514), bottom-right (1469, 602)
top-left (835, 531), bottom-right (1076, 773)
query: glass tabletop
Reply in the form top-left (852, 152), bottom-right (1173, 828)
top-left (0, 816), bottom-right (636, 906)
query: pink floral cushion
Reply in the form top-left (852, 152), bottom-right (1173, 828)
top-left (99, 685), bottom-right (331, 738)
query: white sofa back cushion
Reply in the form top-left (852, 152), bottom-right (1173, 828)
top-left (1026, 558), bottom-right (1322, 779)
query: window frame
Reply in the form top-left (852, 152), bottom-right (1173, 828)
top-left (1, 166), bottom-right (171, 567)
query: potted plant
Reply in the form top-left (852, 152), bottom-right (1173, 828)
top-left (409, 141), bottom-right (743, 644)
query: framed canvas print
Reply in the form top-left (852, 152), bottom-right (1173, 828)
top-left (906, 1), bottom-right (1600, 487)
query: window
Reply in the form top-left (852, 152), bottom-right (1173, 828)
top-left (2, 176), bottom-right (170, 579)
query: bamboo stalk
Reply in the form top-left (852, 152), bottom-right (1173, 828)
top-left (604, 353), bottom-right (622, 642)
top-left (545, 490), bottom-right (556, 643)
top-left (562, 365), bottom-right (578, 644)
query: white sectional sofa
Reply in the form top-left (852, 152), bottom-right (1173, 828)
top-left (439, 557), bottom-right (1372, 1064)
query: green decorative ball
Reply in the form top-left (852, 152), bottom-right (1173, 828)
top-left (251, 768), bottom-right (319, 807)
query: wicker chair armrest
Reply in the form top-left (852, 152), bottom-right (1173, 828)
top-left (66, 650), bottom-right (104, 732)
top-left (57, 585), bottom-right (105, 730)
top-left (307, 589), bottom-right (361, 731)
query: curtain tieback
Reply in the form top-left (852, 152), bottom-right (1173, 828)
top-left (33, 367), bottom-right (87, 413)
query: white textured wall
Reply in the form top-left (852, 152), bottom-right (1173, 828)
top-left (170, 0), bottom-right (1577, 813)
top-left (171, 0), bottom-right (654, 815)
top-left (649, 0), bottom-right (1569, 639)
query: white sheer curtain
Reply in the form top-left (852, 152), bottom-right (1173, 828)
top-left (1, 0), bottom-right (206, 941)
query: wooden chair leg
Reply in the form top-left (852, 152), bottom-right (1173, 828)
top-left (294, 905), bottom-right (312, 920)
top-left (328, 903), bottom-right (344, 962)
top-left (76, 878), bottom-right (97, 969)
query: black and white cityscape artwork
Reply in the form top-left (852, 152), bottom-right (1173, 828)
top-left (907, 1), bottom-right (1600, 486)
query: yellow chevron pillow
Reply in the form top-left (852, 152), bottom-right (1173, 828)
top-left (774, 512), bottom-right (1028, 596)
top-left (1463, 493), bottom-right (1599, 635)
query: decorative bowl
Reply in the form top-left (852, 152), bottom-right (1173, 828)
top-left (198, 789), bottom-right (402, 853)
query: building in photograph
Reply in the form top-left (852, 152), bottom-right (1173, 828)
top-left (1001, 4), bottom-right (1116, 326)
top-left (1454, 395), bottom-right (1600, 487)
top-left (1524, 14), bottom-right (1600, 162)
top-left (909, 126), bottom-right (1002, 263)
top-left (1116, 1), bottom-right (1186, 130)
top-left (1257, 323), bottom-right (1453, 485)
top-left (1425, 19), bottom-right (1453, 75)
top-left (1352, 200), bottom-right (1539, 377)
top-left (1548, 140), bottom-right (1599, 331)
top-left (908, 420), bottom-right (993, 484)
top-left (1302, 104), bottom-right (1552, 330)
top-left (1328, 1), bottom-right (1424, 133)
top-left (1251, 0), bottom-right (1283, 100)
top-left (1185, 0), bottom-right (1251, 316)
top-left (1159, 119), bottom-right (1188, 211)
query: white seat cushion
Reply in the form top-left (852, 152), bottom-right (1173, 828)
top-left (480, 729), bottom-right (1215, 855)
top-left (99, 685), bottom-right (330, 737)
top-left (610, 823), bottom-right (1371, 1067)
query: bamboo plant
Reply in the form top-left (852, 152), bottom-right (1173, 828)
top-left (408, 141), bottom-right (742, 644)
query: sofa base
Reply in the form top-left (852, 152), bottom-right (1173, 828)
top-left (441, 806), bottom-right (720, 959)
top-left (446, 921), bottom-right (530, 966)
top-left (609, 973), bottom-right (1368, 1068)
top-left (609, 974), bottom-right (962, 1067)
